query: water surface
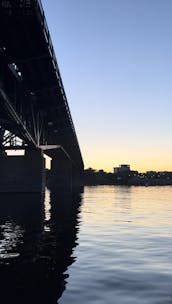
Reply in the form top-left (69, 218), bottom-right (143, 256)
top-left (60, 186), bottom-right (172, 304)
top-left (0, 186), bottom-right (172, 303)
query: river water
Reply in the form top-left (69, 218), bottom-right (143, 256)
top-left (0, 186), bottom-right (172, 303)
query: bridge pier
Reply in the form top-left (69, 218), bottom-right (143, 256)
top-left (72, 165), bottom-right (84, 191)
top-left (50, 150), bottom-right (83, 193)
top-left (50, 150), bottom-right (72, 192)
top-left (0, 150), bottom-right (45, 193)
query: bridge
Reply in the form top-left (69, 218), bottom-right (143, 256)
top-left (0, 0), bottom-right (84, 192)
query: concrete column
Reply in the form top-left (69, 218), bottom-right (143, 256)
top-left (0, 149), bottom-right (45, 193)
top-left (50, 150), bottom-right (84, 193)
top-left (50, 150), bottom-right (72, 192)
top-left (72, 165), bottom-right (84, 191)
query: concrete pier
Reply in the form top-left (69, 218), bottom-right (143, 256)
top-left (50, 150), bottom-right (72, 192)
top-left (72, 164), bottom-right (83, 191)
top-left (49, 149), bottom-right (83, 193)
top-left (0, 150), bottom-right (45, 193)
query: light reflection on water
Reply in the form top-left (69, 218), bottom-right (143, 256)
top-left (0, 190), bottom-right (82, 304)
top-left (0, 221), bottom-right (23, 259)
top-left (0, 186), bottom-right (172, 303)
top-left (44, 189), bottom-right (51, 231)
top-left (60, 186), bottom-right (172, 304)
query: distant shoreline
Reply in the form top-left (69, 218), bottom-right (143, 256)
top-left (84, 182), bottom-right (172, 187)
top-left (84, 168), bottom-right (172, 187)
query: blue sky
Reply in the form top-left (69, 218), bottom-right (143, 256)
top-left (41, 0), bottom-right (172, 172)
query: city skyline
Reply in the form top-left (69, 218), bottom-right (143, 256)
top-left (42, 0), bottom-right (172, 173)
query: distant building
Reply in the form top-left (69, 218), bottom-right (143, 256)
top-left (113, 165), bottom-right (140, 185)
top-left (114, 164), bottom-right (130, 174)
top-left (114, 164), bottom-right (131, 184)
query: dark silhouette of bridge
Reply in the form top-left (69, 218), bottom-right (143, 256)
top-left (0, 0), bottom-right (84, 192)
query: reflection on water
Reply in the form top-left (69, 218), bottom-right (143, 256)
top-left (0, 221), bottom-right (23, 259)
top-left (0, 189), bottom-right (82, 304)
top-left (60, 186), bottom-right (172, 304)
top-left (0, 186), bottom-right (172, 304)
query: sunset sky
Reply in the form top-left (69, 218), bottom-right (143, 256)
top-left (42, 0), bottom-right (172, 172)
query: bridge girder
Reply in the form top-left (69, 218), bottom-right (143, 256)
top-left (0, 0), bottom-right (84, 171)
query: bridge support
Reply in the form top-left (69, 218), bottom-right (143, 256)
top-left (50, 149), bottom-right (83, 193)
top-left (72, 165), bottom-right (83, 191)
top-left (50, 150), bottom-right (72, 192)
top-left (0, 150), bottom-right (45, 193)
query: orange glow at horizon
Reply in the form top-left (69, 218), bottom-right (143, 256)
top-left (81, 142), bottom-right (172, 173)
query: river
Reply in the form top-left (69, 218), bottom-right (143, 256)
top-left (0, 186), bottom-right (172, 303)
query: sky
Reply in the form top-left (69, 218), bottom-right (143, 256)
top-left (41, 0), bottom-right (172, 172)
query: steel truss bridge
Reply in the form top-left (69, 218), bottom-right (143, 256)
top-left (0, 0), bottom-right (84, 172)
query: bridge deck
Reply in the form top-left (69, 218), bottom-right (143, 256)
top-left (0, 0), bottom-right (83, 170)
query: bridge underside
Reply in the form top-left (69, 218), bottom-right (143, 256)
top-left (0, 147), bottom-right (83, 193)
top-left (0, 1), bottom-right (84, 192)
